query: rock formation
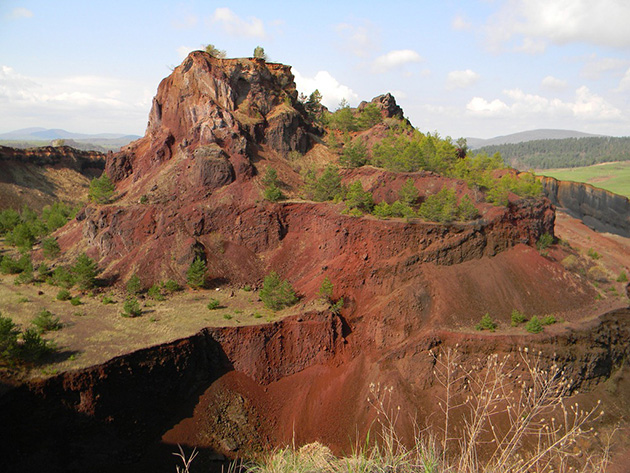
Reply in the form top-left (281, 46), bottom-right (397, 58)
top-left (541, 175), bottom-right (630, 237)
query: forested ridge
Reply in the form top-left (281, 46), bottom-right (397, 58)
top-left (476, 136), bottom-right (630, 170)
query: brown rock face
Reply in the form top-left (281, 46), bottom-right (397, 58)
top-left (358, 92), bottom-right (405, 119)
top-left (106, 52), bottom-right (314, 184)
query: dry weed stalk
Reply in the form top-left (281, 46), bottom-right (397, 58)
top-left (430, 346), bottom-right (610, 473)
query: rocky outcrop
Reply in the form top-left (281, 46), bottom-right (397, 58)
top-left (358, 92), bottom-right (405, 119)
top-left (541, 176), bottom-right (630, 237)
top-left (106, 52), bottom-right (315, 184)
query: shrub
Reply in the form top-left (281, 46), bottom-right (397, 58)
top-left (475, 313), bottom-right (498, 332)
top-left (19, 327), bottom-right (55, 362)
top-left (253, 45), bottom-right (267, 60)
top-left (88, 174), bottom-right (115, 204)
top-left (204, 43), bottom-right (226, 58)
top-left (207, 298), bottom-right (221, 310)
top-left (398, 178), bottom-right (419, 206)
top-left (163, 279), bottom-right (182, 293)
top-left (561, 255), bottom-right (579, 270)
top-left (187, 257), bottom-right (207, 289)
top-left (418, 187), bottom-right (458, 223)
top-left (541, 315), bottom-right (556, 325)
top-left (32, 309), bottom-right (62, 332)
top-left (616, 271), bottom-right (628, 283)
top-left (262, 168), bottom-right (285, 202)
top-left (101, 294), bottom-right (115, 304)
top-left (0, 314), bottom-right (19, 359)
top-left (72, 253), bottom-right (98, 290)
top-left (51, 266), bottom-right (75, 288)
top-left (587, 248), bottom-right (601, 260)
top-left (587, 266), bottom-right (608, 282)
top-left (525, 316), bottom-right (544, 333)
top-left (147, 284), bottom-right (165, 301)
top-left (536, 233), bottom-right (554, 252)
top-left (42, 237), bottom-right (60, 258)
top-left (264, 185), bottom-right (284, 202)
top-left (0, 208), bottom-right (20, 235)
top-left (260, 271), bottom-right (298, 310)
top-left (318, 277), bottom-right (334, 302)
top-left (37, 262), bottom-right (51, 279)
top-left (510, 309), bottom-right (526, 327)
top-left (357, 103), bottom-right (383, 130)
top-left (70, 297), bottom-right (82, 306)
top-left (121, 297), bottom-right (142, 317)
top-left (56, 289), bottom-right (71, 301)
top-left (304, 166), bottom-right (343, 202)
top-left (126, 274), bottom-right (142, 295)
top-left (344, 181), bottom-right (374, 213)
top-left (339, 140), bottom-right (368, 168)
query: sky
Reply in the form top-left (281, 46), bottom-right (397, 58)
top-left (1, 0), bottom-right (629, 139)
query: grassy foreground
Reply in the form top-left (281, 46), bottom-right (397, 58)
top-left (538, 161), bottom-right (630, 198)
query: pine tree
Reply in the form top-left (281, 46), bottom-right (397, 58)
top-left (187, 257), bottom-right (207, 289)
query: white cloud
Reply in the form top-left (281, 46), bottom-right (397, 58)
top-left (0, 65), bottom-right (152, 134)
top-left (467, 97), bottom-right (510, 116)
top-left (446, 69), bottom-right (480, 90)
top-left (211, 7), bottom-right (266, 39)
top-left (6, 7), bottom-right (33, 19)
top-left (541, 75), bottom-right (567, 90)
top-left (372, 49), bottom-right (422, 73)
top-left (293, 69), bottom-right (358, 109)
top-left (466, 86), bottom-right (621, 122)
top-left (485, 0), bottom-right (630, 53)
top-left (452, 15), bottom-right (472, 31)
top-left (335, 21), bottom-right (379, 57)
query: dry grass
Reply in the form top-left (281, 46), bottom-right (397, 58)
top-left (0, 271), bottom-right (310, 378)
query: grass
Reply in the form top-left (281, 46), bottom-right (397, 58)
top-left (538, 161), bottom-right (630, 197)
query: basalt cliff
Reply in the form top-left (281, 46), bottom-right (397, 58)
top-left (2, 52), bottom-right (629, 472)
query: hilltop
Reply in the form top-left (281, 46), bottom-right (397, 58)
top-left (466, 128), bottom-right (605, 148)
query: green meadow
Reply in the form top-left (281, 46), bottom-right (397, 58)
top-left (538, 161), bottom-right (630, 198)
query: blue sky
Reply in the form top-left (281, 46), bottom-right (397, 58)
top-left (1, 0), bottom-right (629, 139)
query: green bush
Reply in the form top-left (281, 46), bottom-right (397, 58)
top-left (187, 257), bottom-right (207, 289)
top-left (418, 188), bottom-right (458, 223)
top-left (101, 294), bottom-right (115, 304)
top-left (88, 174), bottom-right (115, 204)
top-left (398, 178), bottom-right (419, 206)
top-left (541, 315), bottom-right (556, 326)
top-left (70, 297), bottom-right (82, 306)
top-left (339, 140), bottom-right (368, 168)
top-left (163, 279), bottom-right (182, 293)
top-left (318, 277), bottom-right (334, 302)
top-left (475, 313), bottom-right (498, 332)
top-left (536, 233), bottom-right (554, 252)
top-left (260, 271), bottom-right (298, 310)
top-left (42, 237), bottom-right (61, 258)
top-left (262, 168), bottom-right (285, 202)
top-left (207, 298), bottom-right (222, 310)
top-left (147, 284), bottom-right (165, 301)
top-left (0, 313), bottom-right (20, 359)
top-left (32, 309), bottom-right (62, 332)
top-left (56, 289), bottom-right (72, 301)
top-left (357, 103), bottom-right (382, 130)
top-left (587, 248), bottom-right (601, 260)
top-left (510, 309), bottom-right (526, 327)
top-left (0, 208), bottom-right (20, 235)
top-left (304, 166), bottom-right (344, 202)
top-left (344, 181), bottom-right (374, 213)
top-left (51, 266), bottom-right (75, 289)
top-left (525, 316), bottom-right (544, 333)
top-left (121, 297), bottom-right (142, 317)
top-left (126, 274), bottom-right (142, 295)
top-left (19, 327), bottom-right (55, 362)
top-left (72, 253), bottom-right (98, 290)
top-left (617, 271), bottom-right (628, 283)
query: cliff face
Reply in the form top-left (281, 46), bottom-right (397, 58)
top-left (0, 145), bottom-right (105, 211)
top-left (106, 52), bottom-right (314, 184)
top-left (541, 176), bottom-right (630, 237)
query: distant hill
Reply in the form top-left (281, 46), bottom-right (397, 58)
top-left (474, 136), bottom-right (630, 170)
top-left (0, 128), bottom-right (141, 151)
top-left (467, 129), bottom-right (604, 149)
